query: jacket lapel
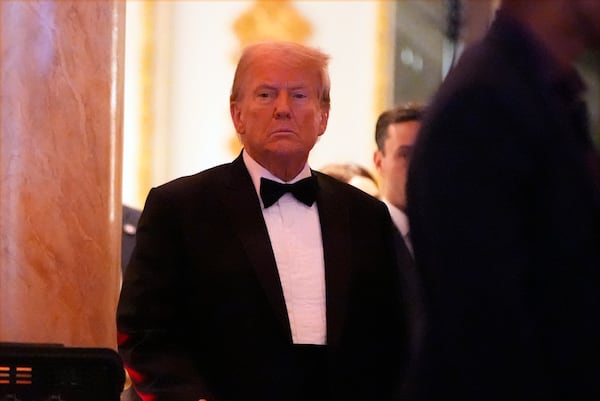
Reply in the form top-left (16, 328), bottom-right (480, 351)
top-left (220, 155), bottom-right (292, 341)
top-left (314, 173), bottom-right (353, 348)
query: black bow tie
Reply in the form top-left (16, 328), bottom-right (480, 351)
top-left (260, 176), bottom-right (318, 208)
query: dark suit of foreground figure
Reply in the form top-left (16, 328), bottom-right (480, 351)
top-left (117, 41), bottom-right (409, 401)
top-left (406, 1), bottom-right (600, 400)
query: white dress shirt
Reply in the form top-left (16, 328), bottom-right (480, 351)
top-left (243, 151), bottom-right (326, 345)
top-left (383, 199), bottom-right (413, 256)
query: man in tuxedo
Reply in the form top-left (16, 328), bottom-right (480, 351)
top-left (405, 1), bottom-right (600, 399)
top-left (117, 40), bottom-right (411, 401)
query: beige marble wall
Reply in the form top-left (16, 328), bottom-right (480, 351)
top-left (0, 0), bottom-right (125, 349)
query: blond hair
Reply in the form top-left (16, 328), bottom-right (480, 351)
top-left (230, 41), bottom-right (331, 107)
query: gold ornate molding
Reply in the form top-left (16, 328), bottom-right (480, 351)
top-left (136, 1), bottom-right (156, 207)
top-left (233, 0), bottom-right (312, 49)
top-left (375, 0), bottom-right (395, 116)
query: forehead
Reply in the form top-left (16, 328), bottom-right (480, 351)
top-left (247, 59), bottom-right (320, 88)
top-left (386, 121), bottom-right (421, 144)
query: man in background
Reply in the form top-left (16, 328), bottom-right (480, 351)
top-left (373, 102), bottom-right (425, 257)
top-left (405, 1), bottom-right (600, 399)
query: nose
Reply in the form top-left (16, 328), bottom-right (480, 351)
top-left (273, 92), bottom-right (291, 119)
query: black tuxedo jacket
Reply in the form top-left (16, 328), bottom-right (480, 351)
top-left (121, 204), bottom-right (141, 272)
top-left (405, 10), bottom-right (600, 400)
top-left (117, 153), bottom-right (409, 401)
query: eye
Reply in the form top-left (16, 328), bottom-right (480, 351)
top-left (255, 89), bottom-right (276, 104)
top-left (397, 146), bottom-right (414, 160)
top-left (292, 92), bottom-right (307, 99)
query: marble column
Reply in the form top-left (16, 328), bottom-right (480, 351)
top-left (0, 0), bottom-right (125, 349)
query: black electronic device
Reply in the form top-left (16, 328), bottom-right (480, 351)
top-left (0, 342), bottom-right (124, 401)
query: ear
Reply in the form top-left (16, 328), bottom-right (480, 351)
top-left (230, 102), bottom-right (244, 134)
top-left (317, 107), bottom-right (329, 136)
top-left (373, 149), bottom-right (383, 172)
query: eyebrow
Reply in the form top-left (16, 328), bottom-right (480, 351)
top-left (255, 83), bottom-right (309, 91)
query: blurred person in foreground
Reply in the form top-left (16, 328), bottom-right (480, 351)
top-left (319, 162), bottom-right (380, 197)
top-left (117, 40), bottom-right (411, 401)
top-left (373, 103), bottom-right (426, 257)
top-left (405, 1), bottom-right (600, 400)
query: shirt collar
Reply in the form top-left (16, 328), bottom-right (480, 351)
top-left (242, 149), bottom-right (312, 196)
top-left (382, 199), bottom-right (410, 237)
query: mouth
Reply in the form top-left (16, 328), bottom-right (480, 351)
top-left (271, 129), bottom-right (295, 135)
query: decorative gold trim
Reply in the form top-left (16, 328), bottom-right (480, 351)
top-left (136, 1), bottom-right (155, 207)
top-left (374, 0), bottom-right (395, 117)
top-left (232, 0), bottom-right (312, 50)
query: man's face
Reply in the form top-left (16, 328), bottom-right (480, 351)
top-left (230, 60), bottom-right (329, 165)
top-left (374, 120), bottom-right (420, 211)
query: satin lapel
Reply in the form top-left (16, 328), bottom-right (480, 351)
top-left (315, 173), bottom-right (353, 348)
top-left (220, 155), bottom-right (292, 341)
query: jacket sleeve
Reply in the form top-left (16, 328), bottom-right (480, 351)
top-left (117, 187), bottom-right (215, 401)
